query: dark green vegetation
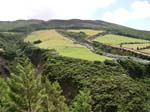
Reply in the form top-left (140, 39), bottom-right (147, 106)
top-left (0, 19), bottom-right (150, 112)
top-left (0, 32), bottom-right (25, 60)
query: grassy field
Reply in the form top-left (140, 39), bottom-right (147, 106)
top-left (122, 43), bottom-right (150, 50)
top-left (140, 49), bottom-right (150, 54)
top-left (25, 30), bottom-right (110, 61)
top-left (95, 34), bottom-right (149, 45)
top-left (59, 47), bottom-right (110, 61)
top-left (0, 48), bottom-right (4, 52)
top-left (25, 30), bottom-right (83, 49)
top-left (68, 29), bottom-right (103, 36)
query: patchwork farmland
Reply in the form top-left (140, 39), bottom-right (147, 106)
top-left (25, 29), bottom-right (111, 61)
top-left (94, 34), bottom-right (150, 54)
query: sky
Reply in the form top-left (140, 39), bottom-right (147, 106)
top-left (0, 0), bottom-right (149, 30)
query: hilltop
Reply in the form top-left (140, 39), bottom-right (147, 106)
top-left (0, 19), bottom-right (150, 40)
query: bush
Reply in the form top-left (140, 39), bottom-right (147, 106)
top-left (33, 40), bottom-right (42, 44)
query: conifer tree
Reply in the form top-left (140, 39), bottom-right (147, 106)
top-left (43, 78), bottom-right (69, 112)
top-left (0, 78), bottom-right (10, 112)
top-left (7, 58), bottom-right (46, 112)
top-left (70, 89), bottom-right (92, 112)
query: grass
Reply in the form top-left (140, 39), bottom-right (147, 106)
top-left (140, 49), bottom-right (150, 54)
top-left (95, 34), bottom-right (149, 45)
top-left (122, 43), bottom-right (150, 50)
top-left (25, 30), bottom-right (110, 61)
top-left (59, 47), bottom-right (110, 61)
top-left (0, 48), bottom-right (4, 52)
top-left (68, 29), bottom-right (103, 36)
top-left (25, 30), bottom-right (83, 49)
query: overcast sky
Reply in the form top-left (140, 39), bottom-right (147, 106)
top-left (0, 0), bottom-right (149, 30)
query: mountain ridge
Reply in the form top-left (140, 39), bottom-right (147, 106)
top-left (0, 19), bottom-right (148, 31)
top-left (0, 19), bottom-right (149, 40)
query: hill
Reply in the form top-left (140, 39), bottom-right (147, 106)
top-left (0, 19), bottom-right (150, 40)
top-left (1, 19), bottom-right (150, 112)
top-left (0, 19), bottom-right (149, 61)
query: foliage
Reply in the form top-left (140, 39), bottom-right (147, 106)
top-left (0, 78), bottom-right (10, 112)
top-left (5, 58), bottom-right (69, 112)
top-left (1, 19), bottom-right (150, 112)
top-left (42, 54), bottom-right (150, 112)
top-left (58, 30), bottom-right (87, 43)
top-left (33, 40), bottom-right (42, 44)
top-left (7, 58), bottom-right (46, 112)
top-left (91, 75), bottom-right (149, 112)
top-left (118, 59), bottom-right (150, 78)
top-left (0, 32), bottom-right (25, 60)
top-left (70, 89), bottom-right (92, 112)
top-left (43, 78), bottom-right (69, 112)
top-left (1, 45), bottom-right (150, 112)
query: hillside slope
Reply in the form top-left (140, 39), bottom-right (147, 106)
top-left (25, 30), bottom-right (110, 61)
top-left (0, 19), bottom-right (149, 40)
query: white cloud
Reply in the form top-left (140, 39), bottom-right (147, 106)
top-left (131, 0), bottom-right (150, 19)
top-left (49, 0), bottom-right (116, 19)
top-left (102, 8), bottom-right (130, 24)
top-left (102, 0), bottom-right (150, 24)
top-left (0, 0), bottom-right (116, 21)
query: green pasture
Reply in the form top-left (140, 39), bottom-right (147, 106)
top-left (58, 47), bottom-right (110, 61)
top-left (95, 34), bottom-right (149, 45)
top-left (140, 49), bottom-right (150, 54)
top-left (122, 43), bottom-right (150, 50)
top-left (25, 30), bottom-right (110, 61)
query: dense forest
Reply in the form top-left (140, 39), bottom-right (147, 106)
top-left (0, 20), bottom-right (150, 112)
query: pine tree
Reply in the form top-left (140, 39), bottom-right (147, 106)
top-left (7, 58), bottom-right (46, 112)
top-left (70, 89), bottom-right (92, 112)
top-left (43, 78), bottom-right (69, 112)
top-left (0, 78), bottom-right (10, 112)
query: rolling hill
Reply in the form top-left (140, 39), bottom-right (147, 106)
top-left (0, 19), bottom-right (150, 40)
top-left (1, 19), bottom-right (150, 112)
top-left (0, 19), bottom-right (149, 61)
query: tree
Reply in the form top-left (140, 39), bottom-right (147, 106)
top-left (43, 78), bottom-right (69, 112)
top-left (7, 58), bottom-right (46, 112)
top-left (91, 75), bottom-right (149, 112)
top-left (0, 78), bottom-right (10, 112)
top-left (7, 58), bottom-right (69, 112)
top-left (70, 89), bottom-right (92, 112)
